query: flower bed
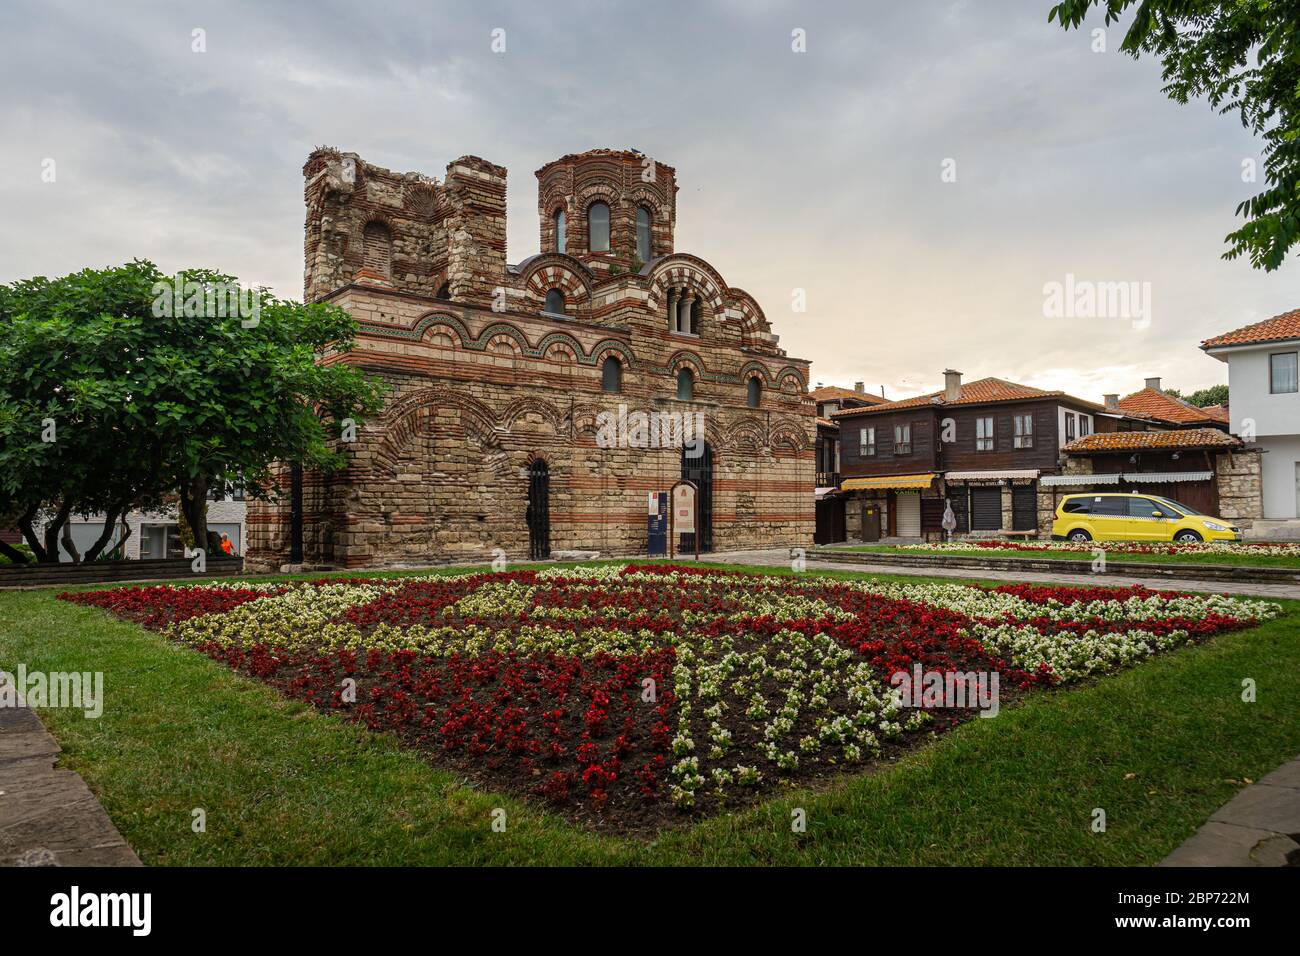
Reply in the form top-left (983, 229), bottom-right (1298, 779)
top-left (893, 539), bottom-right (1300, 558)
top-left (61, 565), bottom-right (1281, 831)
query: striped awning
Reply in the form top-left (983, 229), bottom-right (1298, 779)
top-left (841, 473), bottom-right (936, 491)
top-left (1122, 471), bottom-right (1213, 484)
top-left (1039, 473), bottom-right (1122, 487)
top-left (944, 469), bottom-right (1040, 480)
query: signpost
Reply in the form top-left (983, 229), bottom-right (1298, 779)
top-left (668, 479), bottom-right (699, 561)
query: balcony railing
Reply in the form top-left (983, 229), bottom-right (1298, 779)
top-left (816, 471), bottom-right (840, 488)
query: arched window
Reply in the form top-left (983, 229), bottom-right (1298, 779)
top-left (362, 221), bottom-right (392, 277)
top-left (676, 368), bottom-right (694, 402)
top-left (747, 377), bottom-right (762, 408)
top-left (689, 299), bottom-right (701, 335)
top-left (587, 201), bottom-right (610, 252)
top-left (553, 208), bottom-right (566, 253)
top-left (602, 356), bottom-right (622, 393)
top-left (636, 206), bottom-right (652, 262)
top-left (543, 288), bottom-right (565, 314)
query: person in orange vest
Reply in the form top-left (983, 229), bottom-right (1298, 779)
top-left (220, 534), bottom-right (235, 557)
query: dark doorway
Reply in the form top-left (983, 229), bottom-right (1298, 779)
top-left (527, 460), bottom-right (550, 559)
top-left (815, 496), bottom-right (846, 544)
top-left (680, 443), bottom-right (713, 553)
top-left (1012, 482), bottom-right (1038, 531)
top-left (859, 499), bottom-right (882, 542)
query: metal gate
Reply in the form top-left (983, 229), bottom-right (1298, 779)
top-left (527, 460), bottom-right (550, 560)
top-left (970, 485), bottom-right (1002, 531)
top-left (680, 443), bottom-right (713, 553)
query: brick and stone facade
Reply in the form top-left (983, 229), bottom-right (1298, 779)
top-left (247, 148), bottom-right (814, 569)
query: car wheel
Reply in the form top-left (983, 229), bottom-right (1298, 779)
top-left (1068, 529), bottom-right (1092, 543)
top-left (1174, 530), bottom-right (1202, 543)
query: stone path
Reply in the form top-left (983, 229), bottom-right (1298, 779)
top-left (701, 549), bottom-right (1300, 601)
top-left (1160, 756), bottom-right (1300, 867)
top-left (0, 685), bottom-right (140, 867)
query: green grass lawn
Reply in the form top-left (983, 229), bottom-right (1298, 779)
top-left (836, 543), bottom-right (1300, 569)
top-left (2, 563), bottom-right (1297, 866)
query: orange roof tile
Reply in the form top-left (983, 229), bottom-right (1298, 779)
top-left (1116, 388), bottom-right (1225, 426)
top-left (1202, 309), bottom-right (1300, 349)
top-left (809, 385), bottom-right (888, 405)
top-left (1201, 404), bottom-right (1230, 423)
top-left (830, 377), bottom-right (1103, 418)
top-left (816, 417), bottom-right (838, 429)
top-left (1063, 428), bottom-right (1241, 454)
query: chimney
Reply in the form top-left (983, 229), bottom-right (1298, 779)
top-left (854, 382), bottom-right (865, 393)
top-left (1144, 376), bottom-right (1162, 392)
top-left (943, 369), bottom-right (962, 402)
top-left (1103, 393), bottom-right (1119, 411)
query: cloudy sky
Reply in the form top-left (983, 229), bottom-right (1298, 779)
top-left (4, 0), bottom-right (1298, 404)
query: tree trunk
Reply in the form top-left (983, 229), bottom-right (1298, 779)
top-left (180, 476), bottom-right (210, 557)
top-left (82, 502), bottom-right (127, 563)
top-left (16, 506), bottom-right (47, 563)
top-left (61, 519), bottom-right (82, 564)
top-left (42, 499), bottom-right (73, 564)
top-left (0, 539), bottom-right (29, 564)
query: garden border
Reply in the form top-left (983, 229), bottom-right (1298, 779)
top-left (808, 548), bottom-right (1300, 585)
top-left (0, 557), bottom-right (245, 590)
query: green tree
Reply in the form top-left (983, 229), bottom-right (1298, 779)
top-left (0, 261), bottom-right (384, 563)
top-left (1050, 1), bottom-right (1300, 271)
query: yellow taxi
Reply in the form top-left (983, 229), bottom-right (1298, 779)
top-left (1050, 492), bottom-right (1242, 544)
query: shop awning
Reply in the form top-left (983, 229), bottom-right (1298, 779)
top-left (1122, 471), bottom-right (1213, 484)
top-left (841, 473), bottom-right (937, 491)
top-left (1039, 473), bottom-right (1122, 487)
top-left (944, 469), bottom-right (1040, 481)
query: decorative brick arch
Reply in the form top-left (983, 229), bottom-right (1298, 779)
top-left (769, 417), bottom-right (812, 453)
top-left (588, 339), bottom-right (636, 368)
top-left (646, 255), bottom-right (727, 314)
top-left (724, 416), bottom-right (767, 453)
top-left (500, 396), bottom-right (567, 434)
top-left (667, 350), bottom-right (708, 380)
top-left (413, 312), bottom-right (471, 348)
top-left (371, 387), bottom-right (501, 478)
top-left (776, 366), bottom-right (808, 393)
top-left (738, 361), bottom-right (775, 387)
top-left (728, 288), bottom-right (773, 344)
top-left (520, 257), bottom-right (592, 308)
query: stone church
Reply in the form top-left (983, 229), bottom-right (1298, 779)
top-left (247, 147), bottom-right (814, 568)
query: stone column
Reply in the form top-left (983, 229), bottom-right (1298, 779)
top-left (680, 293), bottom-right (697, 334)
top-left (1000, 482), bottom-right (1014, 532)
top-left (666, 288), bottom-right (679, 332)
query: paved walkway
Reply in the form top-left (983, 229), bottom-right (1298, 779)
top-left (701, 549), bottom-right (1300, 600)
top-left (1161, 755), bottom-right (1300, 866)
top-left (0, 684), bottom-right (140, 867)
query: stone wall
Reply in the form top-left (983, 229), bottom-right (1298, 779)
top-left (1216, 447), bottom-right (1263, 525)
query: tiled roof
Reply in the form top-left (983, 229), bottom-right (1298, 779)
top-left (816, 417), bottom-right (838, 429)
top-left (1201, 404), bottom-right (1230, 423)
top-left (1116, 387), bottom-right (1227, 425)
top-left (809, 385), bottom-right (888, 404)
top-left (1063, 428), bottom-right (1242, 454)
top-left (1202, 309), bottom-right (1300, 349)
top-left (830, 377), bottom-right (1102, 418)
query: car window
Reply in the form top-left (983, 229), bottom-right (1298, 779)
top-left (1154, 496), bottom-right (1198, 516)
top-left (1062, 498), bottom-right (1090, 514)
top-left (1091, 496), bottom-right (1126, 516)
top-left (1128, 498), bottom-right (1161, 518)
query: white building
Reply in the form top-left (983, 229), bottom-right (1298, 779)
top-left (43, 494), bottom-right (246, 562)
top-left (1203, 311), bottom-right (1300, 527)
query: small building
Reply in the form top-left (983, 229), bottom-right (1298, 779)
top-left (810, 384), bottom-right (889, 544)
top-left (1202, 310), bottom-right (1300, 531)
top-left (831, 371), bottom-right (1117, 540)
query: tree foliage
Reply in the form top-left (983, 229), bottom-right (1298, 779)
top-left (0, 261), bottom-right (385, 563)
top-left (1050, 0), bottom-right (1300, 271)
